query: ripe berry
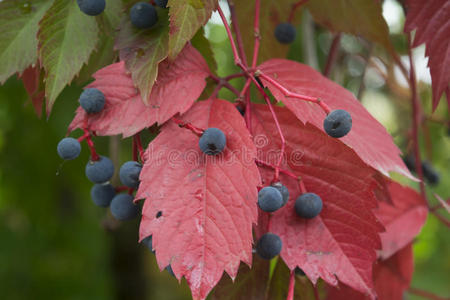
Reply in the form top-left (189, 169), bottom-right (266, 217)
top-left (295, 193), bottom-right (323, 219)
top-left (199, 128), bottom-right (226, 155)
top-left (85, 156), bottom-right (114, 183)
top-left (141, 235), bottom-right (155, 253)
top-left (130, 2), bottom-right (158, 29)
top-left (110, 194), bottom-right (139, 221)
top-left (258, 186), bottom-right (283, 212)
top-left (119, 161), bottom-right (142, 189)
top-left (80, 88), bottom-right (105, 114)
top-left (295, 267), bottom-right (305, 276)
top-left (421, 161), bottom-right (440, 185)
top-left (323, 109), bottom-right (352, 138)
top-left (274, 23), bottom-right (296, 44)
top-left (76, 0), bottom-right (105, 16)
top-left (272, 182), bottom-right (289, 206)
top-left (91, 183), bottom-right (115, 207)
top-left (256, 233), bottom-right (282, 260)
top-left (155, 0), bottom-right (168, 8)
top-left (57, 137), bottom-right (81, 160)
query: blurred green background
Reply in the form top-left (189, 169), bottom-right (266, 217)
top-left (0, 1), bottom-right (449, 299)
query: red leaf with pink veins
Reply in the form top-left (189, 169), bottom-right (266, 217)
top-left (404, 0), bottom-right (450, 111)
top-left (69, 44), bottom-right (209, 137)
top-left (136, 99), bottom-right (260, 300)
top-left (251, 104), bottom-right (383, 299)
top-left (257, 59), bottom-right (413, 180)
top-left (326, 244), bottom-right (414, 300)
top-left (375, 181), bottom-right (427, 260)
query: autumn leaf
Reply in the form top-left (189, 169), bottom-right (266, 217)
top-left (251, 104), bottom-right (384, 298)
top-left (257, 59), bottom-right (413, 180)
top-left (69, 44), bottom-right (210, 137)
top-left (20, 65), bottom-right (45, 118)
top-left (136, 99), bottom-right (261, 300)
top-left (404, 0), bottom-right (450, 111)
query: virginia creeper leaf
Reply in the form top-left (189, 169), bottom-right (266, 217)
top-left (115, 9), bottom-right (169, 104)
top-left (0, 0), bottom-right (52, 84)
top-left (326, 244), bottom-right (414, 300)
top-left (136, 99), bottom-right (261, 300)
top-left (257, 59), bottom-right (413, 180)
top-left (234, 0), bottom-right (301, 64)
top-left (167, 0), bottom-right (218, 61)
top-left (375, 181), bottom-right (427, 260)
top-left (251, 104), bottom-right (383, 298)
top-left (69, 44), bottom-right (210, 137)
top-left (38, 0), bottom-right (99, 113)
top-left (20, 65), bottom-right (45, 118)
top-left (306, 0), bottom-right (393, 51)
top-left (404, 0), bottom-right (450, 111)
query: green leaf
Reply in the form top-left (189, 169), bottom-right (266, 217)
top-left (0, 0), bottom-right (53, 84)
top-left (306, 0), bottom-right (393, 51)
top-left (191, 27), bottom-right (217, 73)
top-left (114, 9), bottom-right (169, 104)
top-left (167, 0), bottom-right (217, 60)
top-left (38, 0), bottom-right (99, 112)
top-left (234, 0), bottom-right (301, 65)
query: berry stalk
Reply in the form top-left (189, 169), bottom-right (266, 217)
top-left (172, 117), bottom-right (204, 137)
top-left (286, 270), bottom-right (296, 300)
top-left (251, 0), bottom-right (261, 68)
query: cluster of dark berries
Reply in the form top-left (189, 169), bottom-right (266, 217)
top-left (141, 235), bottom-right (175, 277)
top-left (130, 0), bottom-right (168, 29)
top-left (57, 88), bottom-right (142, 221)
top-left (403, 155), bottom-right (440, 185)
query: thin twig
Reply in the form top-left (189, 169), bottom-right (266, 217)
top-left (251, 0), bottom-right (261, 68)
top-left (227, 0), bottom-right (248, 66)
top-left (286, 270), bottom-right (296, 300)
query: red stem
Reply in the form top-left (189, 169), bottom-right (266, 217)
top-left (323, 33), bottom-right (341, 78)
top-left (132, 136), bottom-right (138, 162)
top-left (228, 0), bottom-right (248, 67)
top-left (408, 287), bottom-right (448, 300)
top-left (172, 117), bottom-right (204, 137)
top-left (257, 71), bottom-right (331, 114)
top-left (299, 179), bottom-right (307, 194)
top-left (313, 284), bottom-right (320, 300)
top-left (286, 270), bottom-right (296, 300)
top-left (134, 133), bottom-right (144, 163)
top-left (251, 0), bottom-right (261, 68)
top-left (255, 159), bottom-right (298, 179)
top-left (288, 0), bottom-right (309, 23)
top-left (224, 72), bottom-right (246, 81)
top-left (217, 6), bottom-right (242, 66)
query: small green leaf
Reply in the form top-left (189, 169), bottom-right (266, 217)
top-left (38, 0), bottom-right (99, 112)
top-left (167, 0), bottom-right (217, 60)
top-left (0, 0), bottom-right (53, 84)
top-left (114, 9), bottom-right (170, 104)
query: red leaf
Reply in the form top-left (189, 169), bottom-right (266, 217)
top-left (69, 44), bottom-right (209, 137)
top-left (136, 99), bottom-right (260, 300)
top-left (257, 59), bottom-right (413, 180)
top-left (251, 104), bottom-right (383, 298)
top-left (20, 65), bottom-right (45, 118)
top-left (404, 0), bottom-right (450, 111)
top-left (375, 181), bottom-right (427, 260)
top-left (326, 244), bottom-right (414, 300)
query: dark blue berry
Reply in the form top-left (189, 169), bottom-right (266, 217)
top-left (274, 23), bottom-right (296, 44)
top-left (119, 161), bottom-right (142, 189)
top-left (130, 2), bottom-right (158, 29)
top-left (85, 156), bottom-right (114, 183)
top-left (272, 182), bottom-right (289, 206)
top-left (155, 0), bottom-right (168, 8)
top-left (295, 267), bottom-right (305, 276)
top-left (323, 109), bottom-right (352, 138)
top-left (57, 137), bottom-right (81, 160)
top-left (141, 235), bottom-right (155, 253)
top-left (90, 183), bottom-right (115, 207)
top-left (256, 233), bottom-right (282, 260)
top-left (258, 186), bottom-right (283, 212)
top-left (421, 161), bottom-right (440, 185)
top-left (110, 194), bottom-right (139, 221)
top-left (295, 193), bottom-right (323, 219)
top-left (199, 128), bottom-right (226, 155)
top-left (77, 0), bottom-right (105, 16)
top-left (80, 88), bottom-right (105, 114)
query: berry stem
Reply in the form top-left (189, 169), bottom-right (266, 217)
top-left (288, 0), bottom-right (309, 23)
top-left (251, 0), bottom-right (261, 68)
top-left (209, 74), bottom-right (241, 97)
top-left (133, 133), bottom-right (145, 163)
top-left (227, 0), bottom-right (248, 66)
top-left (77, 132), bottom-right (90, 142)
top-left (313, 284), bottom-right (320, 300)
top-left (256, 71), bottom-right (331, 114)
top-left (172, 117), bottom-right (204, 137)
top-left (323, 33), bottom-right (341, 78)
top-left (255, 159), bottom-right (297, 180)
top-left (217, 6), bottom-right (242, 66)
top-left (286, 270), bottom-right (295, 300)
top-left (299, 179), bottom-right (307, 194)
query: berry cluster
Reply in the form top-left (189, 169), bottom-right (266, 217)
top-left (57, 88), bottom-right (142, 221)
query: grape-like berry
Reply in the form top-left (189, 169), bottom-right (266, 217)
top-left (199, 128), bottom-right (226, 155)
top-left (76, 0), bottom-right (105, 16)
top-left (141, 235), bottom-right (155, 253)
top-left (57, 137), bottom-right (81, 160)
top-left (80, 88), bottom-right (105, 114)
top-left (85, 156), bottom-right (114, 183)
top-left (130, 2), bottom-right (158, 29)
top-left (258, 186), bottom-right (283, 212)
top-left (295, 193), bottom-right (323, 219)
top-left (323, 109), bottom-right (352, 138)
top-left (422, 161), bottom-right (440, 185)
top-left (119, 161), bottom-right (142, 189)
top-left (155, 0), bottom-right (168, 8)
top-left (90, 183), bottom-right (115, 207)
top-left (272, 182), bottom-right (289, 206)
top-left (110, 194), bottom-right (139, 221)
top-left (256, 233), bottom-right (282, 260)
top-left (274, 23), bottom-right (296, 44)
